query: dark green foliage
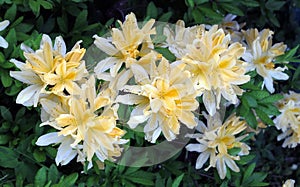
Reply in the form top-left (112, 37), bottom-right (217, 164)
top-left (0, 0), bottom-right (299, 186)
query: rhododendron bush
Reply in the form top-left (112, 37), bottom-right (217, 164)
top-left (0, 1), bottom-right (299, 186)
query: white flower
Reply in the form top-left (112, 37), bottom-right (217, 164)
top-left (0, 20), bottom-right (9, 48)
top-left (186, 112), bottom-right (250, 179)
top-left (274, 92), bottom-right (300, 148)
top-left (283, 179), bottom-right (295, 187)
top-left (242, 29), bottom-right (288, 93)
top-left (10, 34), bottom-right (87, 107)
top-left (117, 56), bottom-right (198, 142)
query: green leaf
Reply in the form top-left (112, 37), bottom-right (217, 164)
top-left (249, 182), bottom-right (269, 186)
top-left (265, 0), bottom-right (285, 10)
top-left (29, 0), bottom-right (40, 16)
top-left (192, 8), bottom-right (204, 23)
top-left (15, 23), bottom-right (34, 33)
top-left (57, 17), bottom-right (68, 33)
top-left (172, 174), bottom-right (184, 187)
top-left (198, 6), bottom-right (223, 22)
top-left (243, 94), bottom-right (258, 108)
top-left (248, 172), bottom-right (268, 185)
top-left (0, 106), bottom-right (13, 121)
top-left (5, 83), bottom-right (22, 96)
top-left (243, 163), bottom-right (256, 183)
top-left (267, 11), bottom-right (280, 27)
top-left (124, 176), bottom-right (154, 186)
top-left (155, 47), bottom-right (176, 61)
top-left (241, 0), bottom-right (260, 7)
top-left (186, 0), bottom-right (194, 7)
top-left (194, 0), bottom-right (209, 4)
top-left (73, 10), bottom-right (88, 30)
top-left (258, 94), bottom-right (283, 104)
top-left (158, 12), bottom-right (173, 22)
top-left (255, 108), bottom-right (274, 125)
top-left (221, 3), bottom-right (244, 16)
top-left (228, 147), bottom-right (242, 155)
top-left (236, 154), bottom-right (255, 165)
top-left (248, 90), bottom-right (270, 100)
top-left (33, 149), bottom-right (46, 162)
top-left (39, 0), bottom-right (53, 9)
top-left (54, 173), bottom-right (78, 186)
top-left (34, 167), bottom-right (47, 187)
top-left (48, 164), bottom-right (59, 184)
top-left (5, 28), bottom-right (17, 45)
top-left (0, 134), bottom-right (10, 145)
top-left (0, 146), bottom-right (19, 168)
top-left (4, 3), bottom-right (17, 21)
top-left (146, 2), bottom-right (158, 18)
top-left (244, 109), bottom-right (257, 129)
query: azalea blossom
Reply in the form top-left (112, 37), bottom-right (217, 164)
top-left (0, 20), bottom-right (9, 48)
top-left (116, 56), bottom-right (198, 142)
top-left (37, 76), bottom-right (127, 166)
top-left (93, 12), bottom-right (156, 81)
top-left (282, 179), bottom-right (295, 187)
top-left (182, 25), bottom-right (250, 115)
top-left (186, 112), bottom-right (250, 179)
top-left (10, 34), bottom-right (88, 106)
top-left (163, 20), bottom-right (197, 58)
top-left (242, 28), bottom-right (289, 93)
top-left (217, 14), bottom-right (244, 43)
top-left (274, 91), bottom-right (300, 148)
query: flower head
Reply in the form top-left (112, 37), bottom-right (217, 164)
top-left (117, 55), bottom-right (198, 142)
top-left (182, 25), bottom-right (250, 115)
top-left (186, 112), bottom-right (250, 179)
top-left (0, 20), bottom-right (9, 48)
top-left (93, 12), bottom-right (156, 79)
top-left (283, 179), bottom-right (295, 187)
top-left (10, 34), bottom-right (88, 106)
top-left (163, 20), bottom-right (197, 58)
top-left (274, 91), bottom-right (300, 148)
top-left (242, 28), bottom-right (288, 93)
top-left (37, 76), bottom-right (127, 166)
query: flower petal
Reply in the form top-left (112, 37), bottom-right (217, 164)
top-left (0, 36), bottom-right (8, 48)
top-left (36, 132), bottom-right (64, 146)
top-left (195, 151), bottom-right (210, 169)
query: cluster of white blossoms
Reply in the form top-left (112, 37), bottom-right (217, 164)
top-left (186, 112), bottom-right (250, 179)
top-left (10, 35), bottom-right (127, 168)
top-left (8, 12), bottom-right (296, 182)
top-left (274, 91), bottom-right (300, 148)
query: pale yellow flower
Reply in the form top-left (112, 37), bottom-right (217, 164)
top-left (274, 92), bottom-right (300, 148)
top-left (186, 112), bottom-right (250, 179)
top-left (242, 29), bottom-right (288, 93)
top-left (93, 12), bottom-right (156, 79)
top-left (0, 20), bottom-right (9, 48)
top-left (116, 56), bottom-right (198, 142)
top-left (37, 76), bottom-right (127, 166)
top-left (10, 34), bottom-right (88, 106)
top-left (163, 20), bottom-right (197, 58)
top-left (283, 179), bottom-right (295, 187)
top-left (218, 14), bottom-right (244, 43)
top-left (182, 25), bottom-right (250, 115)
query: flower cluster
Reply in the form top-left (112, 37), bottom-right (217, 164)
top-left (242, 28), bottom-right (288, 93)
top-left (10, 35), bottom-right (127, 168)
top-left (9, 11), bottom-right (295, 182)
top-left (186, 112), bottom-right (250, 179)
top-left (274, 91), bottom-right (300, 148)
top-left (10, 35), bottom-right (88, 106)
